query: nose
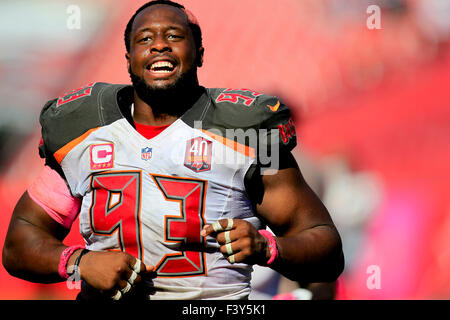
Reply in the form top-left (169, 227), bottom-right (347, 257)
top-left (151, 34), bottom-right (171, 53)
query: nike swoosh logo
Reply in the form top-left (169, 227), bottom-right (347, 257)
top-left (267, 101), bottom-right (280, 112)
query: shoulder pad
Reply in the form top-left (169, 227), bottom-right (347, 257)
top-left (207, 88), bottom-right (287, 128)
top-left (204, 88), bottom-right (297, 152)
top-left (39, 82), bottom-right (132, 165)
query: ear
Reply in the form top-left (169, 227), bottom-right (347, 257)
top-left (125, 52), bottom-right (131, 71)
top-left (197, 47), bottom-right (204, 67)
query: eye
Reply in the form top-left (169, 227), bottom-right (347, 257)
top-left (168, 34), bottom-right (183, 40)
top-left (138, 36), bottom-right (152, 43)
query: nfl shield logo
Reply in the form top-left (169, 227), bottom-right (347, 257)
top-left (141, 147), bottom-right (152, 160)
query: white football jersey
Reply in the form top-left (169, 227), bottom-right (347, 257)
top-left (38, 83), bottom-right (297, 299)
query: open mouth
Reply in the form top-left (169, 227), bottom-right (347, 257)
top-left (147, 60), bottom-right (176, 74)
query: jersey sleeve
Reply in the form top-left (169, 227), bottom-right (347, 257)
top-left (38, 99), bottom-right (64, 175)
top-left (255, 94), bottom-right (297, 166)
top-left (38, 82), bottom-right (130, 174)
top-left (194, 88), bottom-right (298, 175)
top-left (245, 94), bottom-right (298, 201)
top-left (27, 166), bottom-right (81, 229)
top-left (197, 89), bottom-right (298, 203)
top-left (200, 88), bottom-right (297, 159)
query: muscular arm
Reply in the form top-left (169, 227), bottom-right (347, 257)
top-left (203, 152), bottom-right (344, 284)
top-left (3, 190), bottom-right (153, 296)
top-left (2, 191), bottom-right (70, 283)
top-left (256, 153), bottom-right (344, 283)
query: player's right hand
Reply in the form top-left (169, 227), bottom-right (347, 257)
top-left (77, 251), bottom-right (155, 299)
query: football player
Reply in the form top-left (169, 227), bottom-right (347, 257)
top-left (3, 0), bottom-right (344, 300)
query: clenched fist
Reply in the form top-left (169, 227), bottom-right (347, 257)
top-left (201, 218), bottom-right (270, 265)
top-left (75, 250), bottom-right (155, 300)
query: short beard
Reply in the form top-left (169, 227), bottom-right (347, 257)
top-left (129, 66), bottom-right (201, 118)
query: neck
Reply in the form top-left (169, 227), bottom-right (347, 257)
top-left (132, 84), bottom-right (203, 126)
top-left (132, 91), bottom-right (176, 126)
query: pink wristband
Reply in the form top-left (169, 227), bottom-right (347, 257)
top-left (58, 245), bottom-right (84, 279)
top-left (258, 230), bottom-right (279, 266)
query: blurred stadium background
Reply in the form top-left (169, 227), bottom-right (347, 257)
top-left (0, 0), bottom-right (449, 299)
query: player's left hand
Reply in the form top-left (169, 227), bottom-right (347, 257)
top-left (201, 218), bottom-right (270, 265)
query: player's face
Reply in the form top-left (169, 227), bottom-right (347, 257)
top-left (126, 5), bottom-right (201, 90)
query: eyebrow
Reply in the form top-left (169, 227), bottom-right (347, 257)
top-left (135, 25), bottom-right (185, 34)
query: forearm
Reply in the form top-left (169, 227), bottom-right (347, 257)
top-left (271, 224), bottom-right (344, 283)
top-left (2, 218), bottom-right (67, 283)
top-left (2, 191), bottom-right (73, 283)
top-left (255, 163), bottom-right (345, 283)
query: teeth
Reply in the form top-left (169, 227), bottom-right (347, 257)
top-left (151, 61), bottom-right (174, 70)
top-left (152, 70), bottom-right (172, 73)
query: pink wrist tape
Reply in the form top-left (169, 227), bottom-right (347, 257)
top-left (258, 230), bottom-right (279, 266)
top-left (58, 245), bottom-right (84, 279)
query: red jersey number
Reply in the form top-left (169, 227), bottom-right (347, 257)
top-left (216, 88), bottom-right (261, 106)
top-left (89, 171), bottom-right (207, 277)
top-left (89, 171), bottom-right (143, 259)
top-left (151, 175), bottom-right (207, 277)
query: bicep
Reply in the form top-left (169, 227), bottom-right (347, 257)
top-left (27, 166), bottom-right (81, 229)
top-left (6, 164), bottom-right (81, 242)
top-left (3, 191), bottom-right (70, 282)
top-left (7, 191), bottom-right (70, 242)
top-left (254, 153), bottom-right (334, 237)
